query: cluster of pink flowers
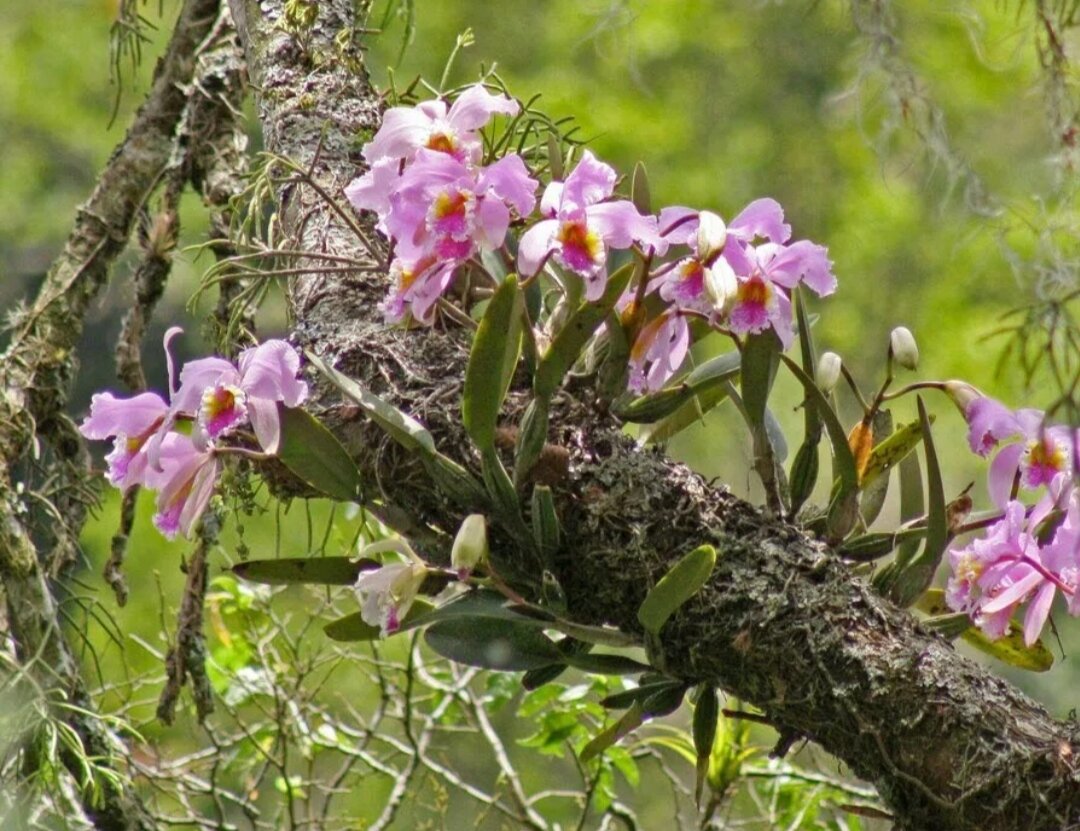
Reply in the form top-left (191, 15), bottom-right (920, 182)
top-left (79, 329), bottom-right (308, 539)
top-left (948, 391), bottom-right (1080, 644)
top-left (345, 84), bottom-right (836, 394)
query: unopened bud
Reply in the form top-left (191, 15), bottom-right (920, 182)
top-left (703, 258), bottom-right (737, 314)
top-left (695, 211), bottom-right (728, 263)
top-left (816, 351), bottom-right (842, 394)
top-left (889, 326), bottom-right (919, 371)
top-left (451, 514), bottom-right (488, 576)
top-left (943, 380), bottom-right (982, 415)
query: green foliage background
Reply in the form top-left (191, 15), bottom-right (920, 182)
top-left (3, 0), bottom-right (1079, 825)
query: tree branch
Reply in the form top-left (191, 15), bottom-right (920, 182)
top-left (0, 0), bottom-right (223, 826)
top-left (230, 2), bottom-right (1080, 829)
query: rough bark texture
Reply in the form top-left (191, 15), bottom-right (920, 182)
top-left (0, 1), bottom-right (223, 827)
top-left (227, 3), bottom-right (1080, 829)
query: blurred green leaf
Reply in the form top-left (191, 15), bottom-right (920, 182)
top-left (581, 702), bottom-right (645, 763)
top-left (424, 616), bottom-right (564, 671)
top-left (233, 557), bottom-right (376, 586)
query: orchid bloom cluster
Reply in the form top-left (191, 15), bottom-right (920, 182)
top-left (79, 329), bottom-right (308, 539)
top-left (345, 84), bottom-right (836, 394)
top-left (947, 388), bottom-right (1080, 645)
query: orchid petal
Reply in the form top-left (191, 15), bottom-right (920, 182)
top-left (729, 198), bottom-right (791, 245)
top-left (446, 84), bottom-right (518, 131)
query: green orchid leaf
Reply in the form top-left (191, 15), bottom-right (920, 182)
top-left (531, 484), bottom-right (562, 562)
top-left (513, 398), bottom-right (550, 486)
top-left (861, 415), bottom-right (930, 490)
top-left (600, 680), bottom-right (684, 710)
top-left (740, 331), bottom-right (780, 434)
top-left (618, 350), bottom-right (741, 424)
top-left (780, 354), bottom-right (859, 498)
top-left (460, 275), bottom-right (522, 449)
top-left (638, 384), bottom-right (731, 445)
top-left (693, 684), bottom-right (719, 802)
top-left (463, 273), bottom-right (524, 451)
top-left (887, 397), bottom-right (948, 607)
top-left (896, 449), bottom-right (925, 564)
top-left (535, 262), bottom-right (634, 399)
top-left (398, 589), bottom-right (523, 631)
top-left (858, 409), bottom-right (894, 527)
top-left (838, 528), bottom-right (925, 562)
top-left (794, 287), bottom-right (822, 444)
top-left (637, 544), bottom-right (717, 635)
top-left (424, 616), bottom-right (564, 671)
top-left (306, 351), bottom-right (436, 455)
top-left (788, 440), bottom-right (820, 517)
top-left (522, 664), bottom-right (568, 690)
top-left (275, 404), bottom-right (364, 502)
top-left (233, 556), bottom-right (377, 586)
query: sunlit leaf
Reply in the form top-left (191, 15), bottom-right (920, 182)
top-left (637, 544), bottom-right (717, 635)
top-left (858, 408), bottom-right (894, 527)
top-left (861, 415), bottom-right (930, 490)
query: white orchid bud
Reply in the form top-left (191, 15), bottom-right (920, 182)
top-left (695, 211), bottom-right (727, 263)
top-left (451, 514), bottom-right (488, 575)
top-left (889, 326), bottom-right (919, 371)
top-left (816, 351), bottom-right (843, 394)
top-left (943, 380), bottom-right (982, 415)
top-left (703, 258), bottom-right (738, 315)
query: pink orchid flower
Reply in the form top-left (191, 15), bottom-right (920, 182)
top-left (627, 310), bottom-right (690, 394)
top-left (346, 85), bottom-right (520, 223)
top-left (379, 256), bottom-right (459, 325)
top-left (362, 84), bottom-right (519, 167)
top-left (962, 397), bottom-right (1076, 507)
top-left (652, 208), bottom-right (737, 315)
top-left (78, 391), bottom-right (169, 490)
top-left (169, 337), bottom-right (309, 454)
top-left (518, 151), bottom-right (659, 300)
top-left (947, 493), bottom-right (1080, 645)
top-left (144, 431), bottom-right (219, 540)
top-left (355, 545), bottom-right (430, 635)
top-left (385, 150), bottom-right (537, 263)
top-left (725, 240), bottom-right (835, 348)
